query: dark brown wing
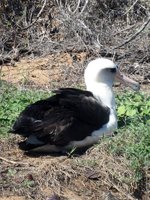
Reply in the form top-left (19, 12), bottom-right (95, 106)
top-left (12, 88), bottom-right (110, 146)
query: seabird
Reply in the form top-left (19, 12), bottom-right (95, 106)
top-left (11, 58), bottom-right (140, 153)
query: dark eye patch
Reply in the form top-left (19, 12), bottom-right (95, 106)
top-left (108, 68), bottom-right (116, 73)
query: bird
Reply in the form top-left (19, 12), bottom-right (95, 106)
top-left (11, 58), bottom-right (140, 153)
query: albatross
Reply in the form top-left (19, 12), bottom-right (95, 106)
top-left (11, 58), bottom-right (140, 153)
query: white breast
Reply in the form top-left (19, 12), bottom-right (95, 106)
top-left (92, 108), bottom-right (117, 137)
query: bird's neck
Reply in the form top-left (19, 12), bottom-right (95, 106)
top-left (87, 83), bottom-right (116, 110)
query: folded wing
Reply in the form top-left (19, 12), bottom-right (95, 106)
top-left (12, 88), bottom-right (110, 146)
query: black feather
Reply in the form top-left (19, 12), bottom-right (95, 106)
top-left (11, 88), bottom-right (110, 147)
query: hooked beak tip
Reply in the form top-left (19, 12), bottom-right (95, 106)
top-left (115, 70), bottom-right (140, 91)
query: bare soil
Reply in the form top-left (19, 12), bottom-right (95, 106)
top-left (1, 53), bottom-right (149, 92)
top-left (1, 53), bottom-right (87, 89)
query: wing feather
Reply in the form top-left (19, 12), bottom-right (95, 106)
top-left (12, 88), bottom-right (110, 146)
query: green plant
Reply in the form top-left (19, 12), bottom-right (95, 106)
top-left (116, 91), bottom-right (150, 127)
top-left (108, 91), bottom-right (150, 179)
top-left (0, 81), bottom-right (50, 137)
top-left (7, 168), bottom-right (17, 177)
top-left (22, 179), bottom-right (35, 188)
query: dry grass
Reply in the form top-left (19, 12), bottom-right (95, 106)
top-left (0, 136), bottom-right (149, 200)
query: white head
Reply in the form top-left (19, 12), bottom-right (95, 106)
top-left (84, 58), bottom-right (140, 108)
top-left (84, 58), bottom-right (140, 91)
top-left (84, 58), bottom-right (117, 88)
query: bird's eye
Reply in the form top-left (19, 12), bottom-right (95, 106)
top-left (108, 68), bottom-right (116, 73)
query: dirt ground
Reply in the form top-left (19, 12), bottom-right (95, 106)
top-left (1, 53), bottom-right (150, 91)
top-left (0, 55), bottom-right (150, 200)
top-left (0, 136), bottom-right (149, 200)
top-left (0, 53), bottom-right (87, 90)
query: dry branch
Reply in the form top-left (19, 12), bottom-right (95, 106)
top-left (68, 0), bottom-right (81, 14)
top-left (77, 0), bottom-right (89, 17)
top-left (113, 15), bottom-right (150, 50)
top-left (123, 0), bottom-right (139, 16)
top-left (19, 0), bottom-right (47, 31)
top-left (0, 54), bottom-right (19, 65)
top-left (0, 156), bottom-right (28, 165)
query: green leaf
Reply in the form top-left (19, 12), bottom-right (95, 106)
top-left (117, 105), bottom-right (126, 116)
top-left (126, 109), bottom-right (137, 117)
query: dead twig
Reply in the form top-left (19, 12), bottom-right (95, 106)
top-left (122, 0), bottom-right (139, 16)
top-left (113, 15), bottom-right (150, 50)
top-left (20, 0), bottom-right (47, 31)
top-left (0, 156), bottom-right (28, 165)
top-left (112, 24), bottom-right (136, 37)
top-left (77, 0), bottom-right (89, 17)
top-left (68, 0), bottom-right (81, 14)
top-left (104, 179), bottom-right (136, 200)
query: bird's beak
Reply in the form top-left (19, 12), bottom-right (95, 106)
top-left (115, 70), bottom-right (140, 91)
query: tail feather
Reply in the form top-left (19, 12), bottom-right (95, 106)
top-left (11, 115), bottom-right (36, 137)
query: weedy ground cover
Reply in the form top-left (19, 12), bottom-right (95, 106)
top-left (111, 91), bottom-right (150, 178)
top-left (0, 82), bottom-right (149, 170)
top-left (0, 81), bottom-right (149, 198)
